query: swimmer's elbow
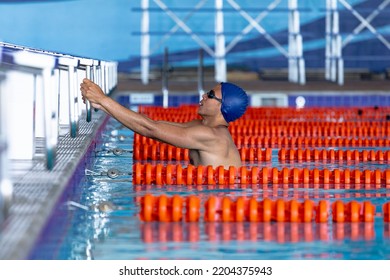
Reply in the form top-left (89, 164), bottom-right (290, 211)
top-left (139, 119), bottom-right (160, 138)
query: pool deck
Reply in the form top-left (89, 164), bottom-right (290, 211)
top-left (0, 112), bottom-right (107, 260)
top-left (1, 73), bottom-right (389, 260)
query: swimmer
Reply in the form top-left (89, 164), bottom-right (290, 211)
top-left (80, 79), bottom-right (248, 168)
top-left (93, 201), bottom-right (116, 213)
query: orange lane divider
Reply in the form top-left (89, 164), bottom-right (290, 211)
top-left (140, 195), bottom-right (388, 223)
top-left (133, 163), bottom-right (390, 188)
top-left (230, 120), bottom-right (390, 128)
top-left (133, 143), bottom-right (271, 162)
top-left (239, 147), bottom-right (272, 162)
top-left (141, 223), bottom-right (201, 243)
top-left (140, 195), bottom-right (328, 223)
top-left (140, 194), bottom-right (201, 222)
top-left (232, 136), bottom-right (390, 148)
top-left (384, 202), bottom-right (390, 222)
top-left (229, 124), bottom-right (390, 138)
top-left (203, 197), bottom-right (328, 223)
top-left (134, 185), bottom-right (390, 200)
top-left (133, 143), bottom-right (189, 161)
top-left (242, 107), bottom-right (390, 121)
top-left (331, 200), bottom-right (375, 222)
top-left (278, 148), bottom-right (390, 162)
top-left (134, 133), bottom-right (390, 148)
top-left (138, 106), bottom-right (390, 122)
top-left (138, 105), bottom-right (198, 119)
top-left (141, 222), bottom-right (378, 243)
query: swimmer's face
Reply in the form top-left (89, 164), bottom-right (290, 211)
top-left (202, 84), bottom-right (222, 103)
top-left (200, 84), bottom-right (222, 104)
top-left (198, 84), bottom-right (223, 115)
top-left (206, 89), bottom-right (222, 103)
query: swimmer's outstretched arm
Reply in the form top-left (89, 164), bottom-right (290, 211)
top-left (80, 79), bottom-right (214, 150)
top-left (156, 119), bottom-right (201, 128)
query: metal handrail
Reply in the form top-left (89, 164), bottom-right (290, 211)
top-left (42, 66), bottom-right (58, 170)
top-left (78, 58), bottom-right (93, 122)
top-left (4, 49), bottom-right (58, 170)
top-left (58, 56), bottom-right (80, 138)
top-left (0, 157), bottom-right (13, 223)
top-left (162, 47), bottom-right (169, 108)
top-left (69, 61), bottom-right (80, 137)
top-left (85, 65), bottom-right (92, 122)
top-left (0, 42), bottom-right (118, 173)
top-left (0, 72), bottom-right (13, 224)
top-left (197, 48), bottom-right (205, 100)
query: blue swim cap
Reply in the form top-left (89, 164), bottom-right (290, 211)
top-left (220, 82), bottom-right (249, 123)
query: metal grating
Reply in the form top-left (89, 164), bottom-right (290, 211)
top-left (0, 112), bottom-right (107, 260)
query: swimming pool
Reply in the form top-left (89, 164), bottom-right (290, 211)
top-left (28, 94), bottom-right (390, 260)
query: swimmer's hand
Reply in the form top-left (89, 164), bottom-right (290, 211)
top-left (80, 78), bottom-right (107, 110)
top-left (92, 201), bottom-right (116, 213)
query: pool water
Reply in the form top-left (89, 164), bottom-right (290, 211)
top-left (29, 98), bottom-right (390, 260)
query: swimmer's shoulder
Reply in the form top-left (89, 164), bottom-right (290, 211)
top-left (185, 119), bottom-right (202, 127)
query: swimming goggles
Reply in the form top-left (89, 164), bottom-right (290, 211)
top-left (207, 90), bottom-right (222, 103)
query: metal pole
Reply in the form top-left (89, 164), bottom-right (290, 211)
top-left (325, 0), bottom-right (331, 80)
top-left (288, 0), bottom-right (297, 83)
top-left (332, 2), bottom-right (340, 83)
top-left (42, 67), bottom-right (57, 170)
top-left (0, 72), bottom-right (13, 223)
top-left (141, 0), bottom-right (150, 84)
top-left (214, 0), bottom-right (226, 82)
top-left (326, 0), bottom-right (343, 84)
top-left (288, 0), bottom-right (305, 85)
top-left (85, 64), bottom-right (92, 121)
top-left (337, 35), bottom-right (344, 85)
top-left (162, 47), bottom-right (169, 108)
top-left (68, 64), bottom-right (78, 137)
top-left (198, 48), bottom-right (205, 100)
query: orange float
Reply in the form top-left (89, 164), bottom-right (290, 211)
top-left (132, 163), bottom-right (390, 188)
top-left (384, 202), bottom-right (390, 222)
top-left (332, 200), bottom-right (345, 222)
top-left (316, 200), bottom-right (328, 223)
top-left (186, 196), bottom-right (200, 222)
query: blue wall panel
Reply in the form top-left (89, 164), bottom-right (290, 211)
top-left (0, 0), bottom-right (388, 73)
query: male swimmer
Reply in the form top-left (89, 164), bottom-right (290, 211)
top-left (80, 79), bottom-right (248, 168)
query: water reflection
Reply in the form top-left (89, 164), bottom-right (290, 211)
top-left (140, 222), bottom-right (388, 244)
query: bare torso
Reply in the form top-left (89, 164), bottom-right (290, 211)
top-left (188, 125), bottom-right (242, 168)
top-left (80, 79), bottom-right (243, 168)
